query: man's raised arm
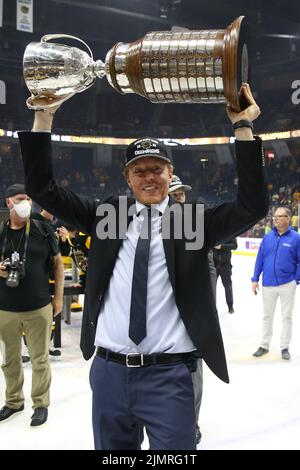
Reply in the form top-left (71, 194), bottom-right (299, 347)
top-left (18, 101), bottom-right (96, 235)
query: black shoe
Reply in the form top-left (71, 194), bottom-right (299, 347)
top-left (228, 307), bottom-right (234, 314)
top-left (0, 404), bottom-right (24, 421)
top-left (253, 347), bottom-right (269, 357)
top-left (30, 407), bottom-right (48, 427)
top-left (49, 348), bottom-right (61, 357)
top-left (281, 349), bottom-right (290, 361)
top-left (195, 425), bottom-right (202, 444)
top-left (22, 355), bottom-right (30, 363)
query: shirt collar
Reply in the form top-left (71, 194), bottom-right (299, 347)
top-left (135, 196), bottom-right (169, 216)
top-left (273, 225), bottom-right (292, 236)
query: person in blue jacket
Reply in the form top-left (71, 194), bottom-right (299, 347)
top-left (252, 207), bottom-right (300, 360)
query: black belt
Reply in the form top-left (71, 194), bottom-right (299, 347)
top-left (96, 346), bottom-right (193, 368)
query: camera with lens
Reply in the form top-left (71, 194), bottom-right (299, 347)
top-left (3, 252), bottom-right (25, 288)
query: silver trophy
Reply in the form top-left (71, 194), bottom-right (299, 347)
top-left (23, 34), bottom-right (105, 110)
top-left (23, 17), bottom-right (249, 112)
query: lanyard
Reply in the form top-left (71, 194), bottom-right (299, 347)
top-left (10, 226), bottom-right (25, 253)
top-left (1, 220), bottom-right (31, 264)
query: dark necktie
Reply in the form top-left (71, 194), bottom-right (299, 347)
top-left (129, 207), bottom-right (152, 345)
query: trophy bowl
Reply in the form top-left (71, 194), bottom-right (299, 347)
top-left (23, 34), bottom-right (105, 110)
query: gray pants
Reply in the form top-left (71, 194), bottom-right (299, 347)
top-left (192, 250), bottom-right (216, 426)
top-left (191, 358), bottom-right (203, 425)
top-left (260, 281), bottom-right (297, 350)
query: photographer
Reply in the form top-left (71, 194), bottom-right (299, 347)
top-left (0, 184), bottom-right (63, 426)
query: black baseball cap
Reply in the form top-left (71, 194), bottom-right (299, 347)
top-left (5, 184), bottom-right (26, 198)
top-left (125, 138), bottom-right (172, 166)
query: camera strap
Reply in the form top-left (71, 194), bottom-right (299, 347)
top-left (0, 221), bottom-right (5, 263)
top-left (0, 221), bottom-right (4, 245)
top-left (31, 219), bottom-right (58, 257)
top-left (10, 225), bottom-right (26, 253)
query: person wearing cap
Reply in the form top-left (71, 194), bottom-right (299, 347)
top-left (18, 83), bottom-right (268, 449)
top-left (168, 175), bottom-right (192, 204)
top-left (168, 179), bottom-right (217, 445)
top-left (0, 184), bottom-right (64, 426)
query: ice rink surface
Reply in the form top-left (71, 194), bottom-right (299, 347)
top-left (1, 254), bottom-right (300, 450)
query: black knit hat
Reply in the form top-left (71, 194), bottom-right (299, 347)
top-left (5, 184), bottom-right (26, 198)
top-left (125, 138), bottom-right (172, 166)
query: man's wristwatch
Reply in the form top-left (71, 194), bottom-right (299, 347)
top-left (232, 120), bottom-right (254, 132)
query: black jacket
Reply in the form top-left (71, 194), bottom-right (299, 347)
top-left (213, 239), bottom-right (238, 270)
top-left (18, 132), bottom-right (268, 383)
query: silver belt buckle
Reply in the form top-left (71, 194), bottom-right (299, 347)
top-left (126, 353), bottom-right (144, 367)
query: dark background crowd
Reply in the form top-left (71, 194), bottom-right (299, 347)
top-left (1, 137), bottom-right (299, 237)
top-left (0, 0), bottom-right (299, 237)
top-left (0, 0), bottom-right (299, 140)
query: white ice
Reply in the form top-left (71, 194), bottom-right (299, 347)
top-left (1, 254), bottom-right (300, 450)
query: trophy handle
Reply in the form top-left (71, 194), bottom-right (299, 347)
top-left (41, 34), bottom-right (94, 60)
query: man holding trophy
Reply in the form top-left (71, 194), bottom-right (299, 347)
top-left (18, 20), bottom-right (268, 450)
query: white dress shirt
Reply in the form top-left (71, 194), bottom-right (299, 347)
top-left (95, 196), bottom-right (196, 354)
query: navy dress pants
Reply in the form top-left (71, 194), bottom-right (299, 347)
top-left (89, 355), bottom-right (196, 450)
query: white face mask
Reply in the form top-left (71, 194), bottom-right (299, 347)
top-left (11, 199), bottom-right (32, 219)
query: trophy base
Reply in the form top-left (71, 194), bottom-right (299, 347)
top-left (223, 16), bottom-right (250, 112)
